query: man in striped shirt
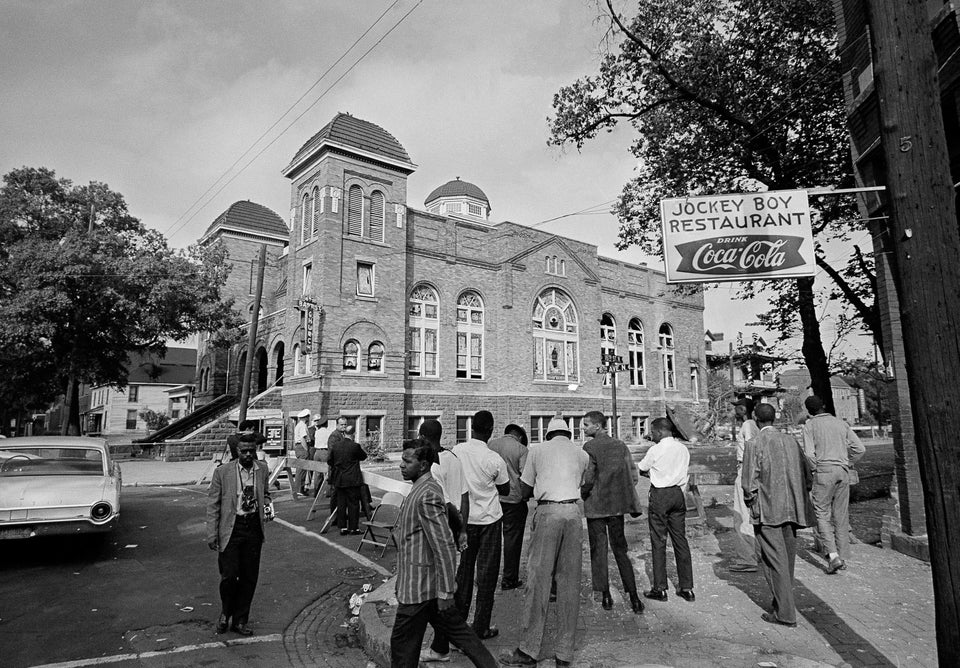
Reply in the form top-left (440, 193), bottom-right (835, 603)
top-left (390, 441), bottom-right (496, 668)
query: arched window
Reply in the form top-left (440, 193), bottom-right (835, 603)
top-left (369, 190), bottom-right (385, 242)
top-left (628, 317), bottom-right (645, 386)
top-left (600, 313), bottom-right (616, 386)
top-left (532, 288), bottom-right (579, 382)
top-left (347, 184), bottom-right (363, 236)
top-left (311, 185), bottom-right (321, 237)
top-left (545, 255), bottom-right (552, 273)
top-left (408, 285), bottom-right (439, 377)
top-left (659, 323), bottom-right (676, 390)
top-left (343, 340), bottom-right (359, 370)
top-left (456, 291), bottom-right (484, 379)
top-left (293, 344), bottom-right (303, 376)
top-left (368, 342), bottom-right (384, 372)
top-left (300, 192), bottom-right (310, 244)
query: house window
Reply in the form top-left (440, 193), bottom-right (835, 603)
top-left (302, 262), bottom-right (312, 295)
top-left (364, 416), bottom-right (384, 449)
top-left (468, 202), bottom-right (483, 216)
top-left (368, 342), bottom-right (384, 371)
top-left (343, 340), bottom-right (359, 370)
top-left (128, 386), bottom-right (139, 403)
top-left (311, 185), bottom-right (322, 236)
top-left (456, 415), bottom-right (473, 443)
top-left (659, 323), bottom-right (676, 390)
top-left (632, 415), bottom-right (649, 441)
top-left (446, 202), bottom-right (461, 214)
top-left (293, 343), bottom-right (311, 376)
top-left (347, 185), bottom-right (363, 236)
top-left (456, 290), bottom-right (484, 379)
top-left (600, 313), bottom-right (616, 387)
top-left (369, 190), bottom-right (385, 242)
top-left (356, 262), bottom-right (374, 297)
top-left (690, 365), bottom-right (700, 401)
top-left (408, 284), bottom-right (439, 377)
top-left (628, 318), bottom-right (645, 386)
top-left (406, 414), bottom-right (440, 440)
top-left (125, 409), bottom-right (138, 430)
top-left (530, 414), bottom-right (584, 443)
top-left (300, 192), bottom-right (310, 244)
top-left (532, 288), bottom-right (579, 382)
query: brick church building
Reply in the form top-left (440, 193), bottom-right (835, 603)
top-left (193, 112), bottom-right (705, 451)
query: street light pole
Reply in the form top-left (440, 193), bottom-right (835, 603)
top-left (597, 353), bottom-right (629, 439)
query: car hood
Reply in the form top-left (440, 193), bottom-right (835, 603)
top-left (0, 476), bottom-right (116, 511)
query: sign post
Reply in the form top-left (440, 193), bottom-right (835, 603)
top-left (596, 353), bottom-right (630, 439)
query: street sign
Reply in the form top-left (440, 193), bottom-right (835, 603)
top-left (595, 366), bottom-right (607, 374)
top-left (601, 353), bottom-right (623, 364)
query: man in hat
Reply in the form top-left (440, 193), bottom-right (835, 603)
top-left (742, 403), bottom-right (815, 627)
top-left (500, 416), bottom-right (589, 668)
top-left (638, 417), bottom-right (694, 603)
top-left (729, 397), bottom-right (760, 572)
top-left (292, 409), bottom-right (313, 496)
top-left (310, 414), bottom-right (334, 494)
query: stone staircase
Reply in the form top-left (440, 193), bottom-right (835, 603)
top-left (160, 386), bottom-right (283, 462)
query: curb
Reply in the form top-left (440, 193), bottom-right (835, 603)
top-left (358, 598), bottom-right (390, 668)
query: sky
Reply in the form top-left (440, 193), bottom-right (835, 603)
top-left (0, 0), bottom-right (870, 364)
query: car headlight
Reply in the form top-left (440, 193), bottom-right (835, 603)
top-left (91, 502), bottom-right (113, 522)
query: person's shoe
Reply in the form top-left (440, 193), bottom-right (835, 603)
top-left (477, 626), bottom-right (499, 640)
top-left (601, 590), bottom-right (613, 610)
top-left (349, 529), bottom-right (362, 535)
top-left (231, 621), bottom-right (253, 636)
top-left (419, 647), bottom-right (450, 663)
top-left (677, 588), bottom-right (695, 602)
top-left (499, 648), bottom-right (537, 666)
top-left (761, 611), bottom-right (797, 627)
top-left (629, 592), bottom-right (645, 614)
top-left (501, 579), bottom-right (524, 590)
top-left (643, 588), bottom-right (667, 601)
top-left (729, 562), bottom-right (758, 573)
top-left (215, 613), bottom-right (229, 634)
top-left (826, 556), bottom-right (843, 574)
top-left (340, 528), bottom-right (349, 535)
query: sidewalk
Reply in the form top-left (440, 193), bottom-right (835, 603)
top-left (359, 481), bottom-right (936, 668)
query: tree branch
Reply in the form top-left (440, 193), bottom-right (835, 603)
top-left (814, 254), bottom-right (882, 350)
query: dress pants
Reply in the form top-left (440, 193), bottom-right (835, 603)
top-left (812, 464), bottom-right (851, 559)
top-left (500, 501), bottom-right (529, 587)
top-left (520, 503), bottom-right (582, 664)
top-left (432, 520), bottom-right (501, 653)
top-left (293, 443), bottom-right (309, 493)
top-left (390, 599), bottom-right (497, 668)
top-left (755, 523), bottom-right (799, 624)
top-left (218, 514), bottom-right (264, 624)
top-left (336, 485), bottom-right (362, 531)
top-left (647, 486), bottom-right (693, 591)
top-left (587, 515), bottom-right (637, 594)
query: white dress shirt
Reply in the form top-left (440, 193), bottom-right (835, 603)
top-left (452, 438), bottom-right (509, 525)
top-left (431, 449), bottom-right (468, 506)
top-left (638, 436), bottom-right (690, 488)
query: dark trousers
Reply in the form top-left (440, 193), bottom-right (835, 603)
top-left (756, 523), bottom-right (799, 624)
top-left (390, 599), bottom-right (497, 668)
top-left (218, 514), bottom-right (264, 624)
top-left (648, 486), bottom-right (693, 591)
top-left (432, 520), bottom-right (502, 652)
top-left (336, 486), bottom-right (362, 531)
top-left (587, 515), bottom-right (637, 594)
top-left (500, 501), bottom-right (528, 587)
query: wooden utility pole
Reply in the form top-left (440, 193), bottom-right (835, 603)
top-left (597, 353), bottom-right (629, 438)
top-left (868, 1), bottom-right (960, 659)
top-left (238, 245), bottom-right (266, 425)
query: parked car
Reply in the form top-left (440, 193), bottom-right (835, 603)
top-left (0, 436), bottom-right (121, 540)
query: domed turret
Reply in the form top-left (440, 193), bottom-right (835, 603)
top-left (424, 177), bottom-right (490, 221)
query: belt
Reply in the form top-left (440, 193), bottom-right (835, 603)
top-left (650, 485), bottom-right (681, 490)
top-left (537, 498), bottom-right (579, 506)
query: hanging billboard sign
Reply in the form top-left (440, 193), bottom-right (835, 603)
top-left (660, 189), bottom-right (815, 283)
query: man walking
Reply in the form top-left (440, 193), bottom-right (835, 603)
top-left (292, 409), bottom-right (313, 496)
top-left (486, 423), bottom-right (529, 591)
top-left (729, 397), bottom-right (760, 573)
top-left (389, 440), bottom-right (497, 668)
top-left (742, 403), bottom-right (815, 627)
top-left (638, 417), bottom-right (695, 603)
top-left (207, 434), bottom-right (273, 636)
top-left (579, 411), bottom-right (644, 614)
top-left (802, 395), bottom-right (865, 574)
top-left (500, 416), bottom-right (589, 667)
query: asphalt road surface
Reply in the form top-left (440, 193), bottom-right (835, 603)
top-left (0, 485), bottom-right (386, 668)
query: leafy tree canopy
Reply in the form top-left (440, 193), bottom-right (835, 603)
top-left (0, 166), bottom-right (239, 425)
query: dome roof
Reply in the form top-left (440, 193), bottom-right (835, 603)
top-left (285, 113), bottom-right (412, 175)
top-left (425, 178), bottom-right (489, 206)
top-left (201, 200), bottom-right (288, 241)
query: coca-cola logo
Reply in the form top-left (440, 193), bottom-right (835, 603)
top-left (675, 235), bottom-right (805, 276)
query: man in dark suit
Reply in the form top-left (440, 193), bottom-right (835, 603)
top-left (390, 440), bottom-right (496, 668)
top-left (207, 434), bottom-right (273, 636)
top-left (327, 423), bottom-right (367, 535)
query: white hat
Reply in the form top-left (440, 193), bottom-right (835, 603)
top-left (297, 409), bottom-right (311, 419)
top-left (545, 416), bottom-right (571, 438)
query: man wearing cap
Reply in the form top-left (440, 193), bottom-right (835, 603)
top-left (292, 409), bottom-right (313, 496)
top-left (500, 416), bottom-right (589, 668)
top-left (730, 397), bottom-right (760, 573)
top-left (638, 417), bottom-right (694, 603)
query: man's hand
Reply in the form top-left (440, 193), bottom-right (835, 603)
top-left (437, 595), bottom-right (455, 611)
top-left (457, 533), bottom-right (468, 552)
top-left (208, 538), bottom-right (219, 551)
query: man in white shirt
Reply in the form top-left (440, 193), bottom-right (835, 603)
top-left (311, 415), bottom-right (335, 495)
top-left (638, 417), bottom-right (694, 603)
top-left (428, 410), bottom-right (509, 659)
top-left (419, 419), bottom-right (469, 550)
top-left (292, 409), bottom-right (312, 496)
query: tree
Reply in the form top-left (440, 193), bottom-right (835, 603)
top-left (548, 0), bottom-right (880, 414)
top-left (0, 167), bottom-right (239, 434)
top-left (139, 408), bottom-right (171, 432)
top-left (837, 358), bottom-right (891, 427)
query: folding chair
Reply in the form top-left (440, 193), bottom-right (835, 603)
top-left (357, 491), bottom-right (405, 558)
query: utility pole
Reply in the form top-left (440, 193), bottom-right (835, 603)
top-left (61, 204), bottom-right (97, 435)
top-left (867, 1), bottom-right (960, 659)
top-left (596, 353), bottom-right (629, 438)
top-left (239, 245), bottom-right (266, 425)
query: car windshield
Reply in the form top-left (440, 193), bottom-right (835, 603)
top-left (0, 447), bottom-right (105, 476)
